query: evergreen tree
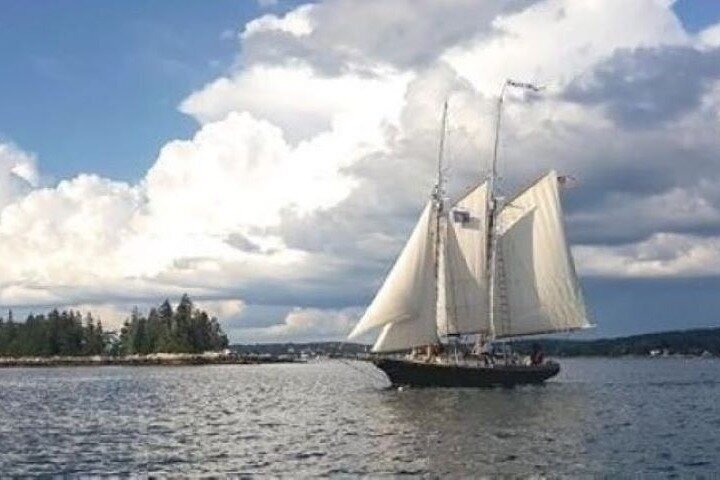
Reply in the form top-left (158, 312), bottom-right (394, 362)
top-left (156, 300), bottom-right (174, 352)
top-left (173, 294), bottom-right (193, 352)
top-left (119, 319), bottom-right (132, 355)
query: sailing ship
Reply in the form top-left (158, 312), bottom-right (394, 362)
top-left (348, 80), bottom-right (592, 387)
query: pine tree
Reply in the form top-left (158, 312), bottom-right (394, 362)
top-left (94, 318), bottom-right (104, 354)
top-left (156, 300), bottom-right (174, 352)
top-left (173, 294), bottom-right (193, 352)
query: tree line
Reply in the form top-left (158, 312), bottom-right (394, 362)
top-left (512, 326), bottom-right (720, 357)
top-left (0, 310), bottom-right (106, 357)
top-left (0, 295), bottom-right (228, 357)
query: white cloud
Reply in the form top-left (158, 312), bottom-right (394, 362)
top-left (444, 0), bottom-right (687, 95)
top-left (697, 22), bottom-right (720, 50)
top-left (243, 4), bottom-right (314, 39)
top-left (180, 62), bottom-right (411, 141)
top-left (239, 0), bottom-right (541, 71)
top-left (232, 306), bottom-right (361, 342)
top-left (0, 110), bottom-right (372, 309)
top-left (575, 233), bottom-right (720, 277)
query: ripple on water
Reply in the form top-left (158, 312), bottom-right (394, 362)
top-left (0, 359), bottom-right (719, 476)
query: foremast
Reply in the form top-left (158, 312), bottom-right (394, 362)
top-left (432, 100), bottom-right (449, 346)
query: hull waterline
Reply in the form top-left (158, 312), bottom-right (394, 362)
top-left (373, 358), bottom-right (560, 388)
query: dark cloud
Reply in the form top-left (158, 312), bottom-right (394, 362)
top-left (225, 233), bottom-right (262, 253)
top-left (565, 46), bottom-right (720, 128)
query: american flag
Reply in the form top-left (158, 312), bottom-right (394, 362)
top-left (452, 209), bottom-right (471, 224)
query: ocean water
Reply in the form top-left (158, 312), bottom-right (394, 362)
top-left (0, 358), bottom-right (719, 477)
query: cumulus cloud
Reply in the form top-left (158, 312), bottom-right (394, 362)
top-left (2, 0), bottom-right (720, 341)
top-left (230, 306), bottom-right (361, 343)
top-left (0, 110), bottom-right (370, 310)
top-left (180, 63), bottom-right (410, 141)
top-left (575, 233), bottom-right (720, 277)
top-left (444, 0), bottom-right (688, 96)
top-left (243, 4), bottom-right (314, 39)
top-left (239, 0), bottom-right (539, 71)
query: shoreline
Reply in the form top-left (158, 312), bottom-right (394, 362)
top-left (0, 353), bottom-right (303, 368)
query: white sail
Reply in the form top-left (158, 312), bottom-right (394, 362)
top-left (436, 213), bottom-right (449, 336)
top-left (493, 171), bottom-right (589, 337)
top-left (372, 307), bottom-right (439, 352)
top-left (442, 182), bottom-right (491, 335)
top-left (348, 202), bottom-right (438, 341)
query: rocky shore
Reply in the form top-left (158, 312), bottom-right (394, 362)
top-left (0, 352), bottom-right (301, 368)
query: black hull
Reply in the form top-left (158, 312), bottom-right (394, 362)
top-left (373, 358), bottom-right (560, 388)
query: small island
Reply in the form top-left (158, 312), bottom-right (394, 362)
top-left (0, 294), bottom-right (293, 367)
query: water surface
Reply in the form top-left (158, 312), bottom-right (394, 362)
top-left (1, 358), bottom-right (719, 476)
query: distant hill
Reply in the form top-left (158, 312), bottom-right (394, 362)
top-left (510, 327), bottom-right (720, 357)
top-left (231, 327), bottom-right (720, 358)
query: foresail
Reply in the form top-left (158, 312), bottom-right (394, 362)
top-left (442, 182), bottom-right (491, 335)
top-left (348, 201), bottom-right (437, 340)
top-left (493, 171), bottom-right (589, 337)
top-left (372, 309), bottom-right (439, 352)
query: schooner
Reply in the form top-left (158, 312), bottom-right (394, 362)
top-left (348, 80), bottom-right (592, 387)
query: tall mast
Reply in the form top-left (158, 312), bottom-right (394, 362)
top-left (436, 99), bottom-right (448, 203)
top-left (486, 82), bottom-right (507, 340)
top-left (433, 100), bottom-right (449, 342)
top-left (487, 79), bottom-right (543, 340)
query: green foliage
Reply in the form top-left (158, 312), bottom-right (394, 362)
top-left (119, 294), bottom-right (229, 355)
top-left (0, 295), bottom-right (228, 358)
top-left (0, 309), bottom-right (104, 357)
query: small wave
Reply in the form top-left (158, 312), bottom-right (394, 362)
top-left (294, 451), bottom-right (326, 460)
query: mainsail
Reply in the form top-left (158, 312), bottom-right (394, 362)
top-left (348, 202), bottom-right (438, 349)
top-left (492, 171), bottom-right (590, 337)
top-left (441, 182), bottom-right (491, 335)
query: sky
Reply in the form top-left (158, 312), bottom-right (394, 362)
top-left (1, 0), bottom-right (720, 342)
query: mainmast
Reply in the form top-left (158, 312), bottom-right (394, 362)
top-left (486, 82), bottom-right (507, 340)
top-left (486, 79), bottom-right (543, 341)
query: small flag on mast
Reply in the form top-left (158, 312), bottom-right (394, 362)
top-left (557, 174), bottom-right (578, 188)
top-left (506, 79), bottom-right (544, 92)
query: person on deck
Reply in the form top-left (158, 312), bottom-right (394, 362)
top-left (530, 343), bottom-right (544, 365)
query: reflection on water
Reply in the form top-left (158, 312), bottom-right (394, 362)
top-left (377, 382), bottom-right (596, 475)
top-left (0, 358), bottom-right (719, 476)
